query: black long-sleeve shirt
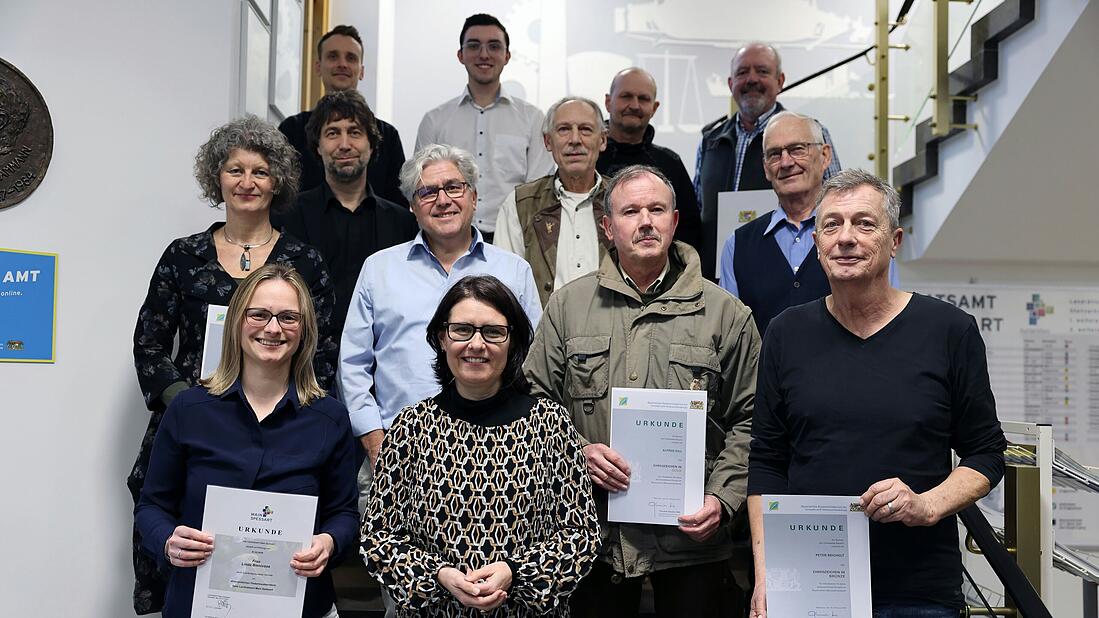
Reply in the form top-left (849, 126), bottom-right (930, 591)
top-left (748, 294), bottom-right (1006, 608)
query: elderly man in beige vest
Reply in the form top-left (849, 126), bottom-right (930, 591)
top-left (494, 96), bottom-right (612, 306)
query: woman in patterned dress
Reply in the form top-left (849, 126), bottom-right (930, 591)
top-left (362, 275), bottom-right (600, 617)
top-left (128, 116), bottom-right (336, 614)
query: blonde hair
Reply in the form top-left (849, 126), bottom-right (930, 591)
top-left (200, 263), bottom-right (325, 405)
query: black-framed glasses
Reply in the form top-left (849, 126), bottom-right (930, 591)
top-left (245, 308), bottom-right (302, 328)
top-left (763, 141), bottom-right (822, 164)
top-left (413, 181), bottom-right (469, 204)
top-left (444, 322), bottom-right (510, 343)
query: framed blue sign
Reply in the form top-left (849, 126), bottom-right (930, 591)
top-left (0, 247), bottom-right (58, 362)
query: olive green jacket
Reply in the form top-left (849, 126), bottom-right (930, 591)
top-left (524, 242), bottom-right (760, 576)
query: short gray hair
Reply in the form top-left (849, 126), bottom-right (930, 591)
top-left (815, 168), bottom-right (901, 230)
top-left (399, 143), bottom-right (480, 201)
top-left (193, 115), bottom-right (300, 213)
top-left (604, 164), bottom-right (676, 216)
top-left (542, 96), bottom-right (606, 135)
top-left (763, 110), bottom-right (824, 146)
top-left (732, 42), bottom-right (783, 75)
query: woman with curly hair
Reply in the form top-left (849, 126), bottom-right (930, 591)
top-left (128, 116), bottom-right (337, 614)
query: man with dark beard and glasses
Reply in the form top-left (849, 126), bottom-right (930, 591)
top-left (275, 90), bottom-right (419, 343)
top-left (694, 42), bottom-right (842, 279)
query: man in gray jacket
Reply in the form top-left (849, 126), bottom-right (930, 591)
top-left (525, 164), bottom-right (760, 617)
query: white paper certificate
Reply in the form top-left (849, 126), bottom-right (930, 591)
top-left (191, 486), bottom-right (318, 618)
top-left (608, 387), bottom-right (706, 525)
top-left (762, 494), bottom-right (872, 617)
top-left (199, 304), bottom-right (228, 379)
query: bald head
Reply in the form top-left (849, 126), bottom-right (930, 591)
top-left (606, 67), bottom-right (661, 143)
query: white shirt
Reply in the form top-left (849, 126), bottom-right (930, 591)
top-left (416, 85), bottom-right (554, 233)
top-left (495, 175), bottom-right (603, 291)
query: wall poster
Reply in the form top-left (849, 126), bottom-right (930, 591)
top-left (0, 247), bottom-right (58, 363)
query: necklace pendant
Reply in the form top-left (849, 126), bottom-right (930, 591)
top-left (240, 250), bottom-right (251, 271)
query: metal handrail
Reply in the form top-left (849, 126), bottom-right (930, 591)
top-left (959, 505), bottom-right (1053, 617)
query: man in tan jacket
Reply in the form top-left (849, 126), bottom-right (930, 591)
top-left (525, 164), bottom-right (760, 617)
top-left (495, 96), bottom-right (611, 306)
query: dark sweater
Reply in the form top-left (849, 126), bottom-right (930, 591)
top-left (748, 294), bottom-right (1006, 608)
top-left (731, 211), bottom-right (830, 337)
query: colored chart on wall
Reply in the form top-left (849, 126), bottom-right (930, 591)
top-left (0, 248), bottom-right (58, 362)
top-left (910, 284), bottom-right (1099, 548)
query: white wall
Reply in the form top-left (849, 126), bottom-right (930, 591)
top-left (0, 1), bottom-right (240, 615)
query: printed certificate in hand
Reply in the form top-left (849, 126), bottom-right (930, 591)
top-left (608, 387), bottom-right (706, 525)
top-left (762, 494), bottom-right (872, 617)
top-left (199, 304), bottom-right (228, 379)
top-left (191, 486), bottom-right (318, 618)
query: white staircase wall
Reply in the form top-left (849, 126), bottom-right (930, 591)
top-left (901, 0), bottom-right (1093, 261)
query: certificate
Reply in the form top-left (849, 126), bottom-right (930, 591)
top-left (191, 486), bottom-right (318, 618)
top-left (762, 494), bottom-right (872, 617)
top-left (608, 387), bottom-right (706, 525)
top-left (199, 304), bottom-right (228, 379)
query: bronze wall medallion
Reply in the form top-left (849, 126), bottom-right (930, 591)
top-left (0, 58), bottom-right (53, 211)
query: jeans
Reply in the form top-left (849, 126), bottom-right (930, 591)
top-left (873, 604), bottom-right (959, 618)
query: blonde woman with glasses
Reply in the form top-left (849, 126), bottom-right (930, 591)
top-left (135, 263), bottom-right (357, 618)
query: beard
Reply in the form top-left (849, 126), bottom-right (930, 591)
top-left (736, 91), bottom-right (772, 120)
top-left (326, 158), bottom-right (367, 182)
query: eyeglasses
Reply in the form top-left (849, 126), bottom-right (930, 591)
top-left (245, 308), bottom-right (302, 328)
top-left (413, 181), bottom-right (469, 204)
top-left (763, 142), bottom-right (822, 165)
top-left (444, 322), bottom-right (510, 343)
top-left (462, 41), bottom-right (507, 54)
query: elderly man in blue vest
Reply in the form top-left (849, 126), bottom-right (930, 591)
top-left (719, 111), bottom-right (896, 337)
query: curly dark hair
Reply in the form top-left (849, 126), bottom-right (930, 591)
top-left (193, 115), bottom-right (300, 213)
top-left (304, 90), bottom-right (382, 153)
top-left (426, 275), bottom-right (533, 394)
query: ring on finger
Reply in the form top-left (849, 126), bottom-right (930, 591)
top-left (885, 501), bottom-right (894, 515)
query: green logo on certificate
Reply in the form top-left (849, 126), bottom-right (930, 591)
top-left (768, 501), bottom-right (780, 511)
top-left (618, 396), bottom-right (629, 406)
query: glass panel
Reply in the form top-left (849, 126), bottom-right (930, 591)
top-left (270, 0), bottom-right (303, 119)
top-left (244, 4), bottom-right (271, 118)
top-left (890, 0), bottom-right (1006, 167)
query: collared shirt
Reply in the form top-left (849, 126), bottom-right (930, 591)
top-left (732, 104), bottom-right (782, 191)
top-left (719, 208), bottom-right (900, 297)
top-left (415, 85), bottom-right (555, 232)
top-left (135, 381), bottom-right (359, 618)
top-left (620, 257), bottom-right (672, 295)
top-left (494, 175), bottom-right (603, 291)
top-left (339, 229), bottom-right (543, 436)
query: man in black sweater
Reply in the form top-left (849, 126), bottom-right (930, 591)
top-left (278, 25), bottom-right (407, 205)
top-left (597, 67), bottom-right (702, 254)
top-left (746, 169), bottom-right (1005, 617)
